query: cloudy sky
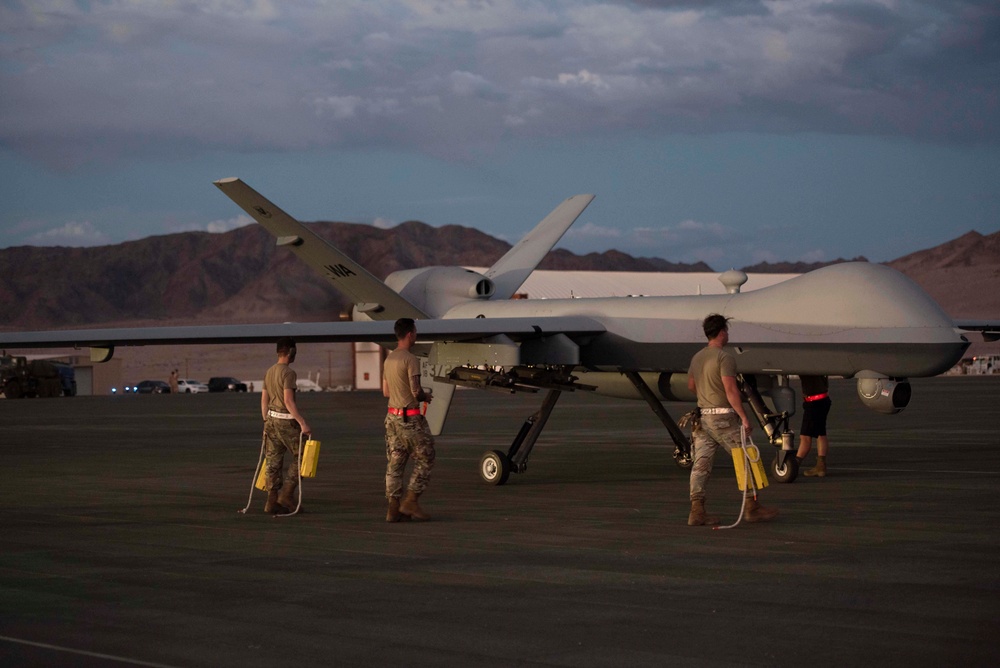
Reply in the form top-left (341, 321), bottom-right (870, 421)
top-left (1, 0), bottom-right (997, 270)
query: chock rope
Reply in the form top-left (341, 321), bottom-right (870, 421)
top-left (714, 425), bottom-right (758, 531)
top-left (238, 431), bottom-right (267, 515)
top-left (237, 430), bottom-right (304, 517)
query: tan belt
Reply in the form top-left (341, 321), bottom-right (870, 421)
top-left (267, 410), bottom-right (294, 419)
top-left (700, 407), bottom-right (735, 414)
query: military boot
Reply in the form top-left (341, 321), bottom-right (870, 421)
top-left (743, 496), bottom-right (778, 523)
top-left (687, 499), bottom-right (720, 526)
top-left (277, 482), bottom-right (300, 513)
top-left (399, 491), bottom-right (430, 521)
top-left (264, 489), bottom-right (280, 513)
top-left (803, 456), bottom-right (827, 478)
top-left (386, 497), bottom-right (403, 523)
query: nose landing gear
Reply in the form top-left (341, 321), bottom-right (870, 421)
top-left (739, 374), bottom-right (799, 483)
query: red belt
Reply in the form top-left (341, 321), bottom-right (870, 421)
top-left (388, 407), bottom-right (422, 416)
top-left (804, 393), bottom-right (829, 402)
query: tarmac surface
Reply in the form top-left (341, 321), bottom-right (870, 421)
top-left (2, 376), bottom-right (999, 667)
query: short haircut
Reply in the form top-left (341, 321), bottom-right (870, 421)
top-left (394, 318), bottom-right (416, 340)
top-left (702, 313), bottom-right (730, 340)
top-left (276, 337), bottom-right (296, 354)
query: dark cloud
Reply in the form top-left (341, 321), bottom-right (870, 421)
top-left (619, 0), bottom-right (771, 17)
top-left (0, 0), bottom-right (996, 171)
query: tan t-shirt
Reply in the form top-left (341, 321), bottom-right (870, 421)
top-left (264, 363), bottom-right (296, 412)
top-left (688, 346), bottom-right (737, 408)
top-left (384, 348), bottom-right (421, 409)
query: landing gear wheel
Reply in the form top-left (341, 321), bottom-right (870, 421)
top-left (771, 455), bottom-right (799, 483)
top-left (673, 446), bottom-right (693, 470)
top-left (480, 450), bottom-right (511, 486)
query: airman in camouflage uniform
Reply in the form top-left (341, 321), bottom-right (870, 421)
top-left (383, 318), bottom-right (435, 522)
top-left (261, 337), bottom-right (311, 514)
top-left (687, 314), bottom-right (777, 526)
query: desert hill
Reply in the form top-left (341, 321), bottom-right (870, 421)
top-left (1, 223), bottom-right (997, 329)
top-left (886, 231), bottom-right (1000, 319)
top-left (0, 220), bottom-right (711, 330)
top-left (739, 256), bottom-right (869, 273)
top-left (2, 223), bottom-right (997, 384)
top-left (739, 230), bottom-right (1000, 320)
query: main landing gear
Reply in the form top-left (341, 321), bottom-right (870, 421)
top-left (476, 370), bottom-right (694, 486)
top-left (438, 366), bottom-right (582, 486)
top-left (622, 371), bottom-right (692, 471)
top-left (443, 365), bottom-right (696, 485)
top-left (480, 389), bottom-right (561, 485)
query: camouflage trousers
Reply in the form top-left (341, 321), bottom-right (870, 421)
top-left (263, 417), bottom-right (302, 491)
top-left (689, 412), bottom-right (743, 502)
top-left (384, 413), bottom-right (436, 499)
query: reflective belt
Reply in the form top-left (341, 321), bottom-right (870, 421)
top-left (267, 410), bottom-right (295, 419)
top-left (804, 393), bottom-right (829, 402)
top-left (388, 407), bottom-right (422, 416)
top-left (700, 407), bottom-right (735, 415)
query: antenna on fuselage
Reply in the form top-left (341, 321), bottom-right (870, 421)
top-left (719, 270), bottom-right (748, 295)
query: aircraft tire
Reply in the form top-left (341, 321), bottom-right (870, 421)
top-left (771, 456), bottom-right (798, 483)
top-left (480, 450), bottom-right (511, 486)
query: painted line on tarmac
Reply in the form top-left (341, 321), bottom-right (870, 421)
top-left (0, 635), bottom-right (182, 668)
top-left (834, 466), bottom-right (1000, 475)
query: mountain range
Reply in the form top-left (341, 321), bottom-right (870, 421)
top-left (1, 222), bottom-right (998, 332)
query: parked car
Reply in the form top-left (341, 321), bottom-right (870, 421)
top-left (296, 379), bottom-right (323, 392)
top-left (134, 380), bottom-right (171, 394)
top-left (208, 376), bottom-right (248, 392)
top-left (177, 379), bottom-right (209, 393)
